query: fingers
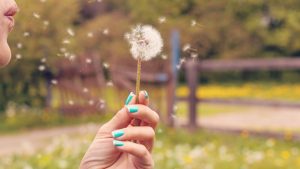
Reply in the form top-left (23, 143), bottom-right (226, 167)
top-left (113, 141), bottom-right (154, 167)
top-left (100, 91), bottom-right (154, 132)
top-left (125, 104), bottom-right (159, 128)
top-left (125, 91), bottom-right (149, 106)
top-left (112, 126), bottom-right (155, 141)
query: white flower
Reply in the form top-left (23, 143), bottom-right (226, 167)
top-left (125, 25), bottom-right (163, 61)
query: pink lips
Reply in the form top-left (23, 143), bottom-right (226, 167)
top-left (4, 5), bottom-right (19, 31)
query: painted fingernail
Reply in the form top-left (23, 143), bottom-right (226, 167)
top-left (143, 90), bottom-right (149, 99)
top-left (112, 130), bottom-right (124, 138)
top-left (126, 105), bottom-right (139, 113)
top-left (125, 92), bottom-right (134, 105)
top-left (113, 140), bottom-right (124, 147)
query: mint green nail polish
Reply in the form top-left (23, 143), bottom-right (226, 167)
top-left (125, 92), bottom-right (134, 105)
top-left (112, 130), bottom-right (124, 138)
top-left (144, 90), bottom-right (149, 99)
top-left (126, 105), bottom-right (139, 113)
top-left (113, 140), bottom-right (124, 147)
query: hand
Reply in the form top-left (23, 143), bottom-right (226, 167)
top-left (80, 91), bottom-right (159, 169)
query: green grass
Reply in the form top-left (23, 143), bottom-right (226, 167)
top-left (1, 125), bottom-right (299, 169)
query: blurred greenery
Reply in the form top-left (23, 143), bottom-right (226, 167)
top-left (1, 0), bottom-right (300, 111)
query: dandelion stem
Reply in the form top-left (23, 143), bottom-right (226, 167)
top-left (136, 58), bottom-right (142, 103)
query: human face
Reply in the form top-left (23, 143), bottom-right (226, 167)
top-left (0, 0), bottom-right (18, 68)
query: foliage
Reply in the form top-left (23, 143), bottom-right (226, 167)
top-left (2, 0), bottom-right (300, 110)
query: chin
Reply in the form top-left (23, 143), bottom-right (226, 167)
top-left (0, 41), bottom-right (11, 68)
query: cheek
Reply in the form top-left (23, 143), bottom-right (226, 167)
top-left (0, 39), bottom-right (11, 68)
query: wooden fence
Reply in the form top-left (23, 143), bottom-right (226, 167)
top-left (179, 58), bottom-right (300, 128)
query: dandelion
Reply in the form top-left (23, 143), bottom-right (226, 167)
top-left (125, 24), bottom-right (163, 103)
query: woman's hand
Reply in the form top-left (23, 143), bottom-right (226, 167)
top-left (80, 91), bottom-right (159, 169)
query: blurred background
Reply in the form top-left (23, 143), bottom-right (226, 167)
top-left (1, 0), bottom-right (300, 168)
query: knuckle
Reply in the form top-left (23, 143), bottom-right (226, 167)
top-left (140, 146), bottom-right (149, 157)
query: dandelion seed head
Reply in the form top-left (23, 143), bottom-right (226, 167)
top-left (125, 25), bottom-right (163, 61)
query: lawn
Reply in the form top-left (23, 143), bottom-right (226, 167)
top-left (0, 125), bottom-right (299, 169)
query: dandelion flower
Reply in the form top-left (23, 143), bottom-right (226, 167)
top-left (125, 24), bottom-right (163, 104)
top-left (125, 25), bottom-right (163, 61)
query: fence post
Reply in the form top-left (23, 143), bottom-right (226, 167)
top-left (167, 30), bottom-right (180, 127)
top-left (186, 60), bottom-right (198, 128)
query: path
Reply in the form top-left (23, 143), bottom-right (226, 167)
top-left (1, 106), bottom-right (300, 156)
top-left (0, 124), bottom-right (100, 156)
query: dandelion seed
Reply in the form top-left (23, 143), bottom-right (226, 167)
top-left (161, 54), bottom-right (167, 60)
top-left (23, 32), bottom-right (30, 37)
top-left (33, 12), bottom-right (41, 19)
top-left (191, 20), bottom-right (197, 27)
top-left (67, 28), bottom-right (75, 36)
top-left (88, 100), bottom-right (94, 105)
top-left (38, 65), bottom-right (46, 71)
top-left (86, 58), bottom-right (92, 64)
top-left (106, 81), bottom-right (113, 87)
top-left (17, 43), bottom-right (23, 49)
top-left (103, 62), bottom-right (110, 69)
top-left (62, 39), bottom-right (70, 44)
top-left (60, 48), bottom-right (66, 52)
top-left (40, 0), bottom-right (47, 2)
top-left (158, 16), bottom-right (166, 23)
top-left (191, 52), bottom-right (198, 58)
top-left (16, 54), bottom-right (22, 59)
top-left (41, 58), bottom-right (47, 63)
top-left (87, 32), bottom-right (94, 38)
top-left (43, 20), bottom-right (49, 26)
top-left (103, 28), bottom-right (109, 35)
top-left (183, 44), bottom-right (191, 52)
top-left (69, 54), bottom-right (76, 61)
top-left (68, 100), bottom-right (74, 105)
top-left (51, 79), bottom-right (58, 85)
top-left (83, 88), bottom-right (89, 93)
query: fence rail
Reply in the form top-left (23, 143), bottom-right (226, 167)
top-left (182, 58), bottom-right (300, 128)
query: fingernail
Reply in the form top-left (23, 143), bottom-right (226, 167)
top-left (113, 140), bottom-right (124, 147)
top-left (112, 130), bottom-right (124, 138)
top-left (143, 90), bottom-right (149, 99)
top-left (125, 92), bottom-right (134, 105)
top-left (126, 105), bottom-right (139, 113)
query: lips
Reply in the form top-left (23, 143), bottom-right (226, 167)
top-left (4, 5), bottom-right (19, 31)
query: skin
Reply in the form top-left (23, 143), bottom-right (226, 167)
top-left (80, 91), bottom-right (159, 169)
top-left (0, 0), bottom-right (18, 68)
